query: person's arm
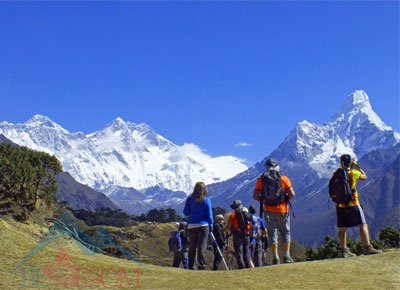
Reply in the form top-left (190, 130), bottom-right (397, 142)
top-left (282, 176), bottom-right (295, 200)
top-left (206, 198), bottom-right (214, 231)
top-left (253, 190), bottom-right (261, 201)
top-left (260, 218), bottom-right (266, 231)
top-left (224, 214), bottom-right (233, 235)
top-left (358, 168), bottom-right (367, 180)
top-left (216, 224), bottom-right (225, 245)
top-left (352, 160), bottom-right (367, 180)
top-left (253, 177), bottom-right (263, 201)
top-left (183, 197), bottom-right (191, 216)
top-left (181, 230), bottom-right (189, 246)
top-left (287, 187), bottom-right (295, 200)
top-left (260, 218), bottom-right (268, 237)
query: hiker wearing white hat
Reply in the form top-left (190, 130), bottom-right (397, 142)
top-left (212, 214), bottom-right (225, 270)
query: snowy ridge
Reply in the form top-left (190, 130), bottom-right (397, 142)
top-left (0, 116), bottom-right (248, 193)
top-left (292, 90), bottom-right (399, 176)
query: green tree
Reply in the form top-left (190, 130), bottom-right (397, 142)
top-left (0, 143), bottom-right (62, 214)
top-left (212, 207), bottom-right (227, 218)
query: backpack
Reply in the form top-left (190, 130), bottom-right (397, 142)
top-left (328, 168), bottom-right (354, 204)
top-left (235, 210), bottom-right (253, 237)
top-left (260, 170), bottom-right (285, 206)
top-left (251, 215), bottom-right (261, 238)
top-left (168, 230), bottom-right (183, 252)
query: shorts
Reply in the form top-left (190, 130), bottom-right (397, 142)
top-left (336, 204), bottom-right (367, 228)
top-left (265, 212), bottom-right (291, 245)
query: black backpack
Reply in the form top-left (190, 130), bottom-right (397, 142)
top-left (260, 170), bottom-right (285, 206)
top-left (328, 168), bottom-right (355, 204)
top-left (235, 210), bottom-right (253, 237)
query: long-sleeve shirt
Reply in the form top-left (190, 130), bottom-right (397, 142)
top-left (183, 196), bottom-right (213, 230)
top-left (212, 222), bottom-right (225, 247)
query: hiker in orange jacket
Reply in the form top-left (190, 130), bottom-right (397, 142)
top-left (253, 159), bottom-right (295, 264)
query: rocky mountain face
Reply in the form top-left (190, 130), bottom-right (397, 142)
top-left (205, 90), bottom-right (399, 246)
top-left (56, 172), bottom-right (119, 212)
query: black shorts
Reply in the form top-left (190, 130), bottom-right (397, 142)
top-left (336, 204), bottom-right (367, 228)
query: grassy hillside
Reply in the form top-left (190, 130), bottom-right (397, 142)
top-left (105, 221), bottom-right (306, 268)
top-left (1, 217), bottom-right (399, 289)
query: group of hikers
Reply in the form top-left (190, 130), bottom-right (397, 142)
top-left (169, 155), bottom-right (382, 270)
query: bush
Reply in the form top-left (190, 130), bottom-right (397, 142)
top-left (379, 227), bottom-right (400, 248)
top-left (307, 227), bottom-right (399, 261)
top-left (306, 236), bottom-right (340, 260)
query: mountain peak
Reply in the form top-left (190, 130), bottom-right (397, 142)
top-left (341, 90), bottom-right (372, 113)
top-left (25, 115), bottom-right (65, 131)
top-left (331, 90), bottom-right (389, 130)
top-left (114, 117), bottom-right (125, 123)
top-left (27, 114), bottom-right (53, 123)
top-left (351, 90), bottom-right (370, 104)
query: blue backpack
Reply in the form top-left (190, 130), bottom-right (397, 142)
top-left (251, 215), bottom-right (261, 238)
top-left (168, 230), bottom-right (183, 252)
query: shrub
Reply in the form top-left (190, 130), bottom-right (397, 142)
top-left (379, 227), bottom-right (400, 248)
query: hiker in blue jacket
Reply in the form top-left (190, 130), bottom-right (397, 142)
top-left (248, 205), bottom-right (267, 267)
top-left (171, 222), bottom-right (189, 269)
top-left (183, 181), bottom-right (213, 270)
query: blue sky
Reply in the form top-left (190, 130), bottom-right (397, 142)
top-left (0, 1), bottom-right (398, 165)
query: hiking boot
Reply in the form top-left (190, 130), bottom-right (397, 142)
top-left (272, 257), bottom-right (280, 265)
top-left (339, 247), bottom-right (356, 258)
top-left (363, 245), bottom-right (383, 255)
top-left (283, 255), bottom-right (294, 263)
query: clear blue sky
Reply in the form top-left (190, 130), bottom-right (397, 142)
top-left (0, 1), bottom-right (398, 165)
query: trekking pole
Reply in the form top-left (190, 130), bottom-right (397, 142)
top-left (210, 232), bottom-right (229, 271)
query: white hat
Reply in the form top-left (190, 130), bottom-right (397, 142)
top-left (215, 214), bottom-right (224, 220)
top-left (242, 207), bottom-right (248, 213)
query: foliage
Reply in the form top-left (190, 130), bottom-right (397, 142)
top-left (212, 206), bottom-right (227, 218)
top-left (71, 208), bottom-right (138, 227)
top-left (379, 227), bottom-right (400, 248)
top-left (71, 207), bottom-right (183, 227)
top-left (306, 227), bottom-right (399, 261)
top-left (306, 236), bottom-right (340, 260)
top-left (0, 143), bottom-right (62, 218)
top-left (144, 208), bottom-right (182, 223)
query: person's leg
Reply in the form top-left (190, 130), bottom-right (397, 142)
top-left (172, 252), bottom-right (181, 268)
top-left (213, 244), bottom-right (223, 270)
top-left (338, 227), bottom-right (347, 249)
top-left (196, 226), bottom-right (209, 270)
top-left (182, 251), bottom-right (189, 269)
top-left (212, 244), bottom-right (219, 270)
top-left (277, 213), bottom-right (293, 263)
top-left (359, 223), bottom-right (370, 245)
top-left (243, 236), bottom-right (253, 268)
top-left (233, 234), bottom-right (245, 269)
top-left (254, 239), bottom-right (263, 267)
top-left (265, 212), bottom-right (279, 264)
top-left (187, 228), bottom-right (199, 269)
top-left (336, 207), bottom-right (355, 257)
top-left (249, 242), bottom-right (255, 260)
top-left (218, 245), bottom-right (224, 269)
top-left (352, 205), bottom-right (382, 255)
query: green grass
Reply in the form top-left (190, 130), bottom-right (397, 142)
top-left (1, 217), bottom-right (399, 290)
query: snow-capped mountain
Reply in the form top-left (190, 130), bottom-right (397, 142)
top-left (0, 116), bottom-right (248, 194)
top-left (281, 90), bottom-right (399, 177)
top-left (205, 90), bottom-right (399, 245)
